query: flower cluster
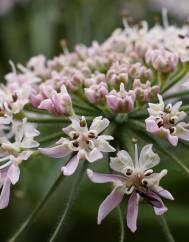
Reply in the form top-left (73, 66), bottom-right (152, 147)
top-left (87, 144), bottom-right (173, 232)
top-left (0, 15), bottom-right (189, 239)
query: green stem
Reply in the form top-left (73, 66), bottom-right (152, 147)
top-left (7, 174), bottom-right (64, 242)
top-left (163, 90), bottom-right (189, 100)
top-left (180, 105), bottom-right (189, 112)
top-left (49, 162), bottom-right (87, 242)
top-left (27, 117), bottom-right (69, 123)
top-left (159, 146), bottom-right (189, 177)
top-left (161, 63), bottom-right (188, 94)
top-left (38, 131), bottom-right (64, 144)
top-left (117, 206), bottom-right (125, 242)
top-left (24, 105), bottom-right (50, 114)
top-left (158, 215), bottom-right (175, 242)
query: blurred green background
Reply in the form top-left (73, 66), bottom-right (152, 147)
top-left (0, 0), bottom-right (189, 241)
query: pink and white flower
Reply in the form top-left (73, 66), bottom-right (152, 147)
top-left (87, 144), bottom-right (173, 232)
top-left (40, 116), bottom-right (115, 176)
top-left (133, 79), bottom-right (159, 102)
top-left (84, 82), bottom-right (108, 104)
top-left (145, 49), bottom-right (178, 73)
top-left (145, 95), bottom-right (189, 146)
top-left (31, 84), bottom-right (73, 116)
top-left (0, 118), bottom-right (39, 209)
top-left (106, 83), bottom-right (135, 112)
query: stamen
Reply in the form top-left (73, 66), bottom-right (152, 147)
top-left (134, 144), bottom-right (139, 167)
top-left (125, 168), bottom-right (133, 176)
top-left (144, 169), bottom-right (153, 176)
top-left (80, 117), bottom-right (86, 127)
top-left (72, 141), bottom-right (79, 148)
top-left (162, 8), bottom-right (169, 29)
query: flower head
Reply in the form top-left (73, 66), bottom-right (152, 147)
top-left (40, 116), bottom-right (115, 176)
top-left (87, 144), bottom-right (173, 232)
top-left (145, 95), bottom-right (189, 146)
top-left (0, 118), bottom-right (39, 209)
top-left (31, 84), bottom-right (73, 116)
top-left (106, 83), bottom-right (135, 112)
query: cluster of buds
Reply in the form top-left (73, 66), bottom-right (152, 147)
top-left (145, 49), bottom-right (179, 73)
top-left (0, 15), bottom-right (189, 240)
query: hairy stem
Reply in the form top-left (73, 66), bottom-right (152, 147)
top-left (49, 162), bottom-right (87, 242)
top-left (158, 215), bottom-right (175, 242)
top-left (7, 174), bottom-right (64, 242)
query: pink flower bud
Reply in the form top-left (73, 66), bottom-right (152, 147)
top-left (85, 83), bottom-right (108, 104)
top-left (106, 83), bottom-right (135, 112)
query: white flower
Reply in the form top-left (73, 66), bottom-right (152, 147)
top-left (87, 144), bottom-right (173, 232)
top-left (1, 118), bottom-right (40, 155)
top-left (40, 116), bottom-right (115, 176)
top-left (145, 95), bottom-right (189, 146)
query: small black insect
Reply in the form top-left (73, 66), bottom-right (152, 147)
top-left (135, 189), bottom-right (162, 208)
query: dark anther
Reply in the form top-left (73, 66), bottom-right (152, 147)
top-left (169, 127), bottom-right (175, 134)
top-left (80, 119), bottom-right (86, 127)
top-left (88, 132), bottom-right (96, 139)
top-left (73, 141), bottom-right (79, 147)
top-left (178, 34), bottom-right (185, 39)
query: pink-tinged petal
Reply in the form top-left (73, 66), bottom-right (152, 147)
top-left (39, 145), bottom-right (71, 158)
top-left (7, 164), bottom-right (20, 185)
top-left (153, 204), bottom-right (168, 215)
top-left (166, 133), bottom-right (178, 146)
top-left (127, 191), bottom-right (139, 233)
top-left (30, 94), bottom-right (41, 108)
top-left (51, 93), bottom-right (64, 115)
top-left (145, 118), bottom-right (160, 133)
top-left (87, 169), bottom-right (125, 183)
top-left (176, 122), bottom-right (189, 141)
top-left (86, 148), bottom-right (103, 162)
top-left (38, 99), bottom-right (53, 112)
top-left (106, 95), bottom-right (120, 111)
top-left (98, 188), bottom-right (124, 224)
top-left (123, 96), bottom-right (134, 112)
top-left (155, 187), bottom-right (174, 200)
top-left (61, 153), bottom-right (80, 176)
top-left (143, 190), bottom-right (168, 215)
top-left (85, 88), bottom-right (97, 104)
top-left (18, 151), bottom-right (33, 161)
top-left (0, 179), bottom-right (11, 209)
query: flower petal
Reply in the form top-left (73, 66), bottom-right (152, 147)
top-left (90, 116), bottom-right (110, 134)
top-left (153, 203), bottom-right (168, 215)
top-left (86, 148), bottom-right (103, 162)
top-left (139, 144), bottom-right (160, 170)
top-left (0, 178), bottom-right (11, 209)
top-left (110, 150), bottom-right (133, 174)
top-left (39, 145), bottom-right (71, 158)
top-left (176, 122), bottom-right (189, 141)
top-left (98, 188), bottom-right (124, 224)
top-left (154, 186), bottom-right (174, 200)
top-left (87, 169), bottom-right (125, 183)
top-left (96, 139), bottom-right (115, 153)
top-left (7, 164), bottom-right (20, 185)
top-left (127, 191), bottom-right (139, 233)
top-left (61, 153), bottom-right (80, 176)
top-left (145, 118), bottom-right (160, 133)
